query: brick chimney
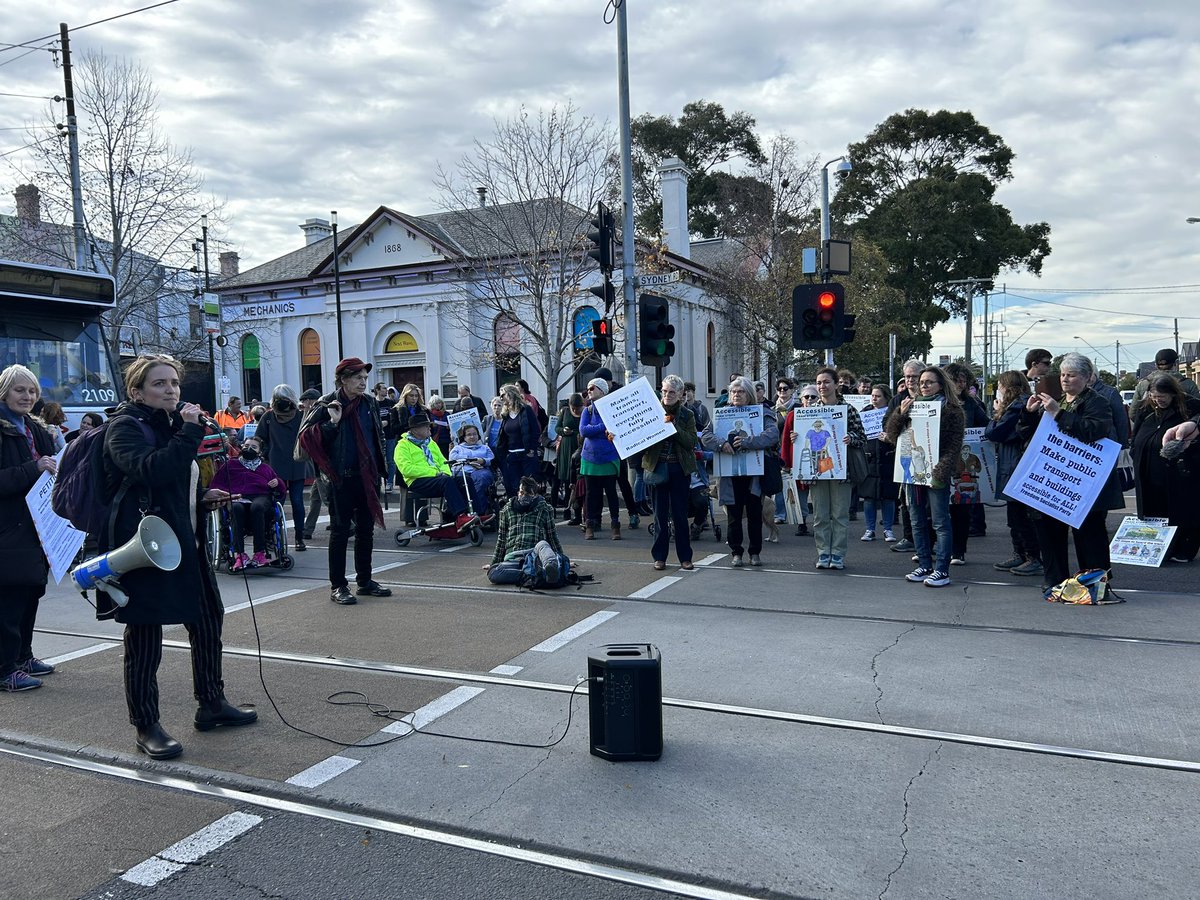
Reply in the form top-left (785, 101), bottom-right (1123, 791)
top-left (300, 217), bottom-right (332, 246)
top-left (219, 251), bottom-right (240, 279)
top-left (14, 184), bottom-right (40, 224)
top-left (658, 158), bottom-right (691, 259)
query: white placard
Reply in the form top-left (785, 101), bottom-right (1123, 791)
top-left (592, 376), bottom-right (677, 460)
top-left (790, 404), bottom-right (848, 481)
top-left (860, 406), bottom-right (887, 441)
top-left (1002, 412), bottom-right (1121, 528)
top-left (447, 408), bottom-right (483, 445)
top-left (951, 427), bottom-right (999, 504)
top-left (712, 405), bottom-right (764, 477)
top-left (543, 415), bottom-right (559, 461)
top-left (1109, 516), bottom-right (1177, 568)
top-left (894, 401), bottom-right (941, 486)
top-left (25, 453), bottom-right (86, 584)
top-left (843, 394), bottom-right (872, 411)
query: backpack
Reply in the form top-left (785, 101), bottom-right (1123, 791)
top-left (52, 416), bottom-right (152, 536)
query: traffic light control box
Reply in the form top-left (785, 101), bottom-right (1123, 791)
top-left (587, 643), bottom-right (663, 762)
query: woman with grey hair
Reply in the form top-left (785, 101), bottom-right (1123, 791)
top-left (1016, 352), bottom-right (1122, 591)
top-left (643, 374), bottom-right (698, 569)
top-left (0, 364), bottom-right (58, 691)
top-left (255, 383), bottom-right (308, 549)
top-left (701, 375), bottom-right (780, 567)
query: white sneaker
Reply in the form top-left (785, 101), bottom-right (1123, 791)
top-left (924, 570), bottom-right (951, 587)
top-left (883, 530), bottom-right (896, 542)
top-left (860, 530), bottom-right (875, 542)
top-left (906, 567), bottom-right (933, 582)
top-left (950, 557), bottom-right (966, 566)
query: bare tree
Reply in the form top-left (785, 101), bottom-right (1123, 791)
top-left (10, 50), bottom-right (221, 359)
top-left (702, 134), bottom-right (821, 379)
top-left (432, 104), bottom-right (615, 406)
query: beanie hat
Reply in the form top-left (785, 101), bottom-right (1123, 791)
top-left (587, 378), bottom-right (609, 396)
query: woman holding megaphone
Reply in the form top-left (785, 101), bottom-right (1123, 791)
top-left (98, 354), bottom-right (257, 760)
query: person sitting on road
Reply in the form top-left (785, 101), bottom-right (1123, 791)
top-left (209, 436), bottom-right (284, 571)
top-left (395, 412), bottom-right (477, 527)
top-left (449, 423), bottom-right (495, 514)
top-left (484, 476), bottom-right (564, 581)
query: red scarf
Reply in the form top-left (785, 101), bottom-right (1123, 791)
top-left (299, 392), bottom-right (385, 528)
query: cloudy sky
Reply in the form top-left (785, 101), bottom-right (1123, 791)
top-left (3, 0), bottom-right (1199, 373)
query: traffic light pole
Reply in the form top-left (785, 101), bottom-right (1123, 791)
top-left (616, 1), bottom-right (638, 384)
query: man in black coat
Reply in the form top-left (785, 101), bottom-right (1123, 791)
top-left (455, 383), bottom-right (488, 419)
top-left (298, 358), bottom-right (391, 605)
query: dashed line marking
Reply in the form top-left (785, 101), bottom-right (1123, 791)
top-left (225, 588), bottom-right (305, 614)
top-left (439, 544), bottom-right (469, 553)
top-left (490, 664), bottom-right (524, 676)
top-left (121, 811), bottom-right (262, 887)
top-left (527, 611), bottom-right (619, 653)
top-left (382, 686), bottom-right (485, 734)
top-left (286, 755), bottom-right (361, 789)
top-left (628, 576), bottom-right (682, 599)
top-left (44, 642), bottom-right (119, 665)
top-left (695, 553), bottom-right (727, 567)
top-left (373, 560), bottom-right (411, 573)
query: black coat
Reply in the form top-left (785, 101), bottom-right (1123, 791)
top-left (98, 402), bottom-right (211, 625)
top-left (1131, 398), bottom-right (1200, 526)
top-left (299, 391), bottom-right (387, 481)
top-left (255, 409), bottom-right (306, 481)
top-left (0, 412), bottom-right (56, 587)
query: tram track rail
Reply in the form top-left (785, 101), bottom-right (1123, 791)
top-left (27, 625), bottom-right (1200, 775)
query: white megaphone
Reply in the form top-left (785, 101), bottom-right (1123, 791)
top-left (70, 515), bottom-right (182, 608)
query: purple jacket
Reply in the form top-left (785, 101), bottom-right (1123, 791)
top-left (209, 459), bottom-right (282, 498)
top-left (579, 404), bottom-right (620, 465)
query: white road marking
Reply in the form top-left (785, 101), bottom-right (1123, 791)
top-left (628, 576), bottom-right (682, 599)
top-left (121, 811), bottom-right (262, 886)
top-left (695, 553), bottom-right (727, 567)
top-left (527, 611), bottom-right (619, 653)
top-left (225, 588), bottom-right (305, 615)
top-left (382, 685), bottom-right (485, 734)
top-left (439, 544), bottom-right (469, 553)
top-left (373, 560), bottom-right (411, 573)
top-left (286, 755), bottom-right (361, 789)
top-left (44, 643), bottom-right (118, 666)
top-left (489, 664), bottom-right (523, 676)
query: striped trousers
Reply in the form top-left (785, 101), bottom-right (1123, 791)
top-left (123, 568), bottom-right (225, 727)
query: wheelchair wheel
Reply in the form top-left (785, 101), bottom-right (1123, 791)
top-left (279, 555), bottom-right (295, 570)
top-left (206, 509), bottom-right (228, 572)
top-left (415, 505), bottom-right (430, 528)
top-left (468, 526), bottom-right (483, 547)
top-left (394, 530), bottom-right (412, 547)
top-left (647, 522), bottom-right (657, 537)
top-left (713, 524), bottom-right (723, 541)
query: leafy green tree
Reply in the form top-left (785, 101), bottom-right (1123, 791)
top-left (835, 109), bottom-right (1051, 356)
top-left (629, 100), bottom-right (765, 238)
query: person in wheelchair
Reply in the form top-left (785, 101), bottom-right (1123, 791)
top-left (208, 436), bottom-right (284, 571)
top-left (449, 423), bottom-right (495, 515)
top-left (395, 413), bottom-right (481, 528)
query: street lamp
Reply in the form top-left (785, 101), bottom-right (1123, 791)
top-left (1187, 217), bottom-right (1200, 224)
top-left (331, 210), bottom-right (344, 360)
top-left (1073, 336), bottom-right (1115, 368)
top-left (1010, 318), bottom-right (1047, 346)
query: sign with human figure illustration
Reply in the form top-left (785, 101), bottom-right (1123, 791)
top-left (790, 404), bottom-right (848, 481)
top-left (893, 401), bottom-right (941, 486)
top-left (952, 427), bottom-right (999, 504)
top-left (712, 405), bottom-right (763, 477)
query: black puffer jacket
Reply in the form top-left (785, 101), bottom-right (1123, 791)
top-left (0, 411), bottom-right (56, 587)
top-left (97, 402), bottom-right (211, 625)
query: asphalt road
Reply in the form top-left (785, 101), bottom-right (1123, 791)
top-left (4, 494), bottom-right (1199, 900)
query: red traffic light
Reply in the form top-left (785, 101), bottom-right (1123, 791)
top-left (818, 291), bottom-right (836, 309)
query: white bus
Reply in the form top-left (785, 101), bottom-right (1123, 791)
top-left (0, 259), bottom-right (123, 428)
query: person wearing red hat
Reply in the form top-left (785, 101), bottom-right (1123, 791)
top-left (298, 357), bottom-right (392, 605)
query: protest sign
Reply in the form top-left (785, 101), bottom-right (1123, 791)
top-left (543, 414), bottom-right (559, 461)
top-left (447, 408), bottom-right (483, 445)
top-left (844, 394), bottom-right (872, 412)
top-left (592, 376), bottom-right (676, 460)
top-left (860, 406), bottom-right (887, 441)
top-left (1109, 516), bottom-right (1176, 567)
top-left (951, 427), bottom-right (999, 504)
top-left (712, 405), bottom-right (764, 477)
top-left (1002, 412), bottom-right (1120, 527)
top-left (25, 454), bottom-right (86, 584)
top-left (791, 404), bottom-right (848, 481)
top-left (894, 401), bottom-right (941, 486)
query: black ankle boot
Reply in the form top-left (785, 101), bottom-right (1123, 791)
top-left (194, 697), bottom-right (258, 731)
top-left (136, 723), bottom-right (183, 759)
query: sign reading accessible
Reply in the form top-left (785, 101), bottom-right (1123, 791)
top-left (592, 376), bottom-right (676, 460)
top-left (1002, 413), bottom-right (1120, 527)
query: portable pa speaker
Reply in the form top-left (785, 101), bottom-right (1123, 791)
top-left (587, 643), bottom-right (662, 761)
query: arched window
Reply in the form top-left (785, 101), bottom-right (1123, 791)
top-left (706, 321), bottom-right (716, 394)
top-left (494, 313), bottom-right (521, 394)
top-left (241, 334), bottom-right (262, 402)
top-left (299, 328), bottom-right (321, 392)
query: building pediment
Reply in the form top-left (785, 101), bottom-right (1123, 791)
top-left (317, 208), bottom-right (461, 275)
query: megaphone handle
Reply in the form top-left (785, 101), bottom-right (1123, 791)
top-left (100, 577), bottom-right (130, 607)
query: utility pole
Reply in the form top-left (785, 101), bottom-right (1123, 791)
top-left (1115, 340), bottom-right (1121, 381)
top-left (59, 23), bottom-right (87, 270)
top-left (200, 215), bottom-right (216, 412)
top-left (615, 2), bottom-right (638, 384)
top-left (1175, 317), bottom-right (1180, 354)
top-left (332, 211), bottom-right (344, 360)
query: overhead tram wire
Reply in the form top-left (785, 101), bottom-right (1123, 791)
top-left (0, 0), bottom-right (186, 56)
top-left (1001, 290), bottom-right (1200, 322)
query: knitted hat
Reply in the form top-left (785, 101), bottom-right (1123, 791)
top-left (587, 378), bottom-right (609, 396)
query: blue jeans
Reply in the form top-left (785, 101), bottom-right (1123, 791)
top-left (908, 484), bottom-right (951, 572)
top-left (286, 479), bottom-right (306, 538)
top-left (862, 498), bottom-right (895, 532)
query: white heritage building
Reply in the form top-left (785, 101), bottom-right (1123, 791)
top-left (214, 160), bottom-right (741, 406)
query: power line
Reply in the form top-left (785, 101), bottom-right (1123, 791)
top-left (0, 0), bottom-right (186, 54)
top-left (0, 90), bottom-right (59, 100)
top-left (1006, 283), bottom-right (1200, 294)
top-left (1003, 291), bottom-right (1200, 322)
top-left (0, 133), bottom-right (61, 160)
